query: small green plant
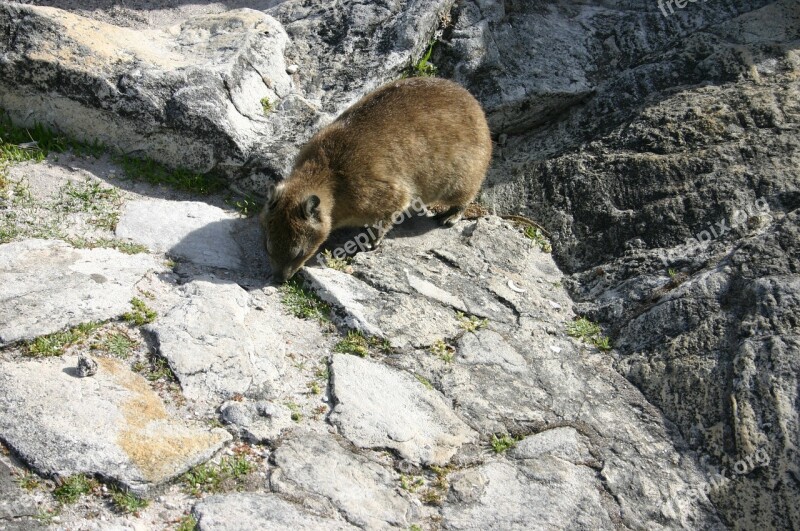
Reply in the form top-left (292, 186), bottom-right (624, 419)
top-left (182, 454), bottom-right (256, 497)
top-left (668, 268), bottom-right (678, 278)
top-left (523, 225), bottom-right (552, 253)
top-left (404, 40), bottom-right (438, 78)
top-left (57, 179), bottom-right (122, 230)
top-left (34, 508), bottom-right (58, 525)
top-left (53, 475), bottom-right (97, 504)
top-left (430, 339), bottom-right (455, 362)
top-left (123, 297), bottom-right (157, 326)
top-left (415, 374), bottom-right (434, 390)
top-left (133, 354), bottom-right (175, 382)
top-left (110, 487), bottom-right (149, 515)
top-left (457, 312), bottom-right (488, 332)
top-left (176, 514), bottom-right (198, 531)
top-left (26, 321), bottom-right (101, 357)
top-left (182, 462), bottom-right (222, 496)
top-left (15, 471), bottom-right (40, 490)
top-left (419, 465), bottom-right (450, 506)
top-left (280, 279), bottom-right (331, 322)
top-left (115, 155), bottom-right (226, 196)
top-left (400, 474), bottom-right (425, 493)
top-left (409, 525), bottom-right (423, 531)
top-left (67, 237), bottom-right (148, 254)
top-left (99, 331), bottom-right (136, 358)
top-left (321, 249), bottom-right (351, 272)
top-left (307, 381), bottom-right (322, 395)
top-left (226, 193), bottom-right (260, 217)
top-left (334, 330), bottom-right (370, 357)
top-left (260, 97), bottom-right (272, 114)
top-left (286, 401), bottom-right (303, 422)
top-left (566, 317), bottom-right (612, 351)
top-left (490, 433), bottom-right (517, 454)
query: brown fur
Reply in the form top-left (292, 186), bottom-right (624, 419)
top-left (260, 77), bottom-right (492, 282)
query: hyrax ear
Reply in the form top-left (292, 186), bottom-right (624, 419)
top-left (302, 195), bottom-right (321, 222)
top-left (264, 182), bottom-right (285, 210)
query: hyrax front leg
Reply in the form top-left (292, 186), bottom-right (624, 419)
top-left (435, 205), bottom-right (466, 226)
top-left (367, 215), bottom-right (395, 250)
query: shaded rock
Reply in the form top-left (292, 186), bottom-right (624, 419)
top-left (329, 354), bottom-right (477, 466)
top-left (75, 354), bottom-right (98, 377)
top-left (271, 432), bottom-right (413, 529)
top-left (219, 400), bottom-right (292, 443)
top-left (193, 492), bottom-right (357, 531)
top-left (0, 356), bottom-right (230, 494)
top-left (0, 239), bottom-right (164, 346)
top-left (116, 199), bottom-right (242, 270)
top-left (443, 459), bottom-right (613, 530)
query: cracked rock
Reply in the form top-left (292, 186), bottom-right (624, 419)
top-left (329, 354), bottom-right (477, 466)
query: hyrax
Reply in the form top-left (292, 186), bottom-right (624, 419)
top-left (260, 77), bottom-right (492, 282)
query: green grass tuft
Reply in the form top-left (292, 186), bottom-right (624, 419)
top-left (280, 279), bottom-right (331, 322)
top-left (566, 317), bottom-right (612, 351)
top-left (176, 514), bottom-right (198, 531)
top-left (26, 322), bottom-right (102, 357)
top-left (123, 297), bottom-right (157, 326)
top-left (110, 487), bottom-right (148, 515)
top-left (115, 155), bottom-right (226, 196)
top-left (53, 475), bottom-right (97, 504)
top-left (334, 330), bottom-right (370, 357)
top-left (430, 339), bottom-right (455, 362)
top-left (457, 312), bottom-right (488, 332)
top-left (181, 454), bottom-right (257, 497)
top-left (260, 97), bottom-right (272, 114)
top-left (523, 225), bottom-right (552, 253)
top-left (404, 40), bottom-right (438, 78)
top-left (490, 433), bottom-right (518, 454)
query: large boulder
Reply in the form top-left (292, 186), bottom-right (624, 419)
top-left (440, 0), bottom-right (800, 527)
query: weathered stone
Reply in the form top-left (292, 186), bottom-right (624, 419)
top-left (219, 400), bottom-right (293, 443)
top-left (194, 492), bottom-right (357, 531)
top-left (0, 461), bottom-right (42, 531)
top-left (75, 354), bottom-right (98, 377)
top-left (147, 278), bottom-right (301, 402)
top-left (0, 356), bottom-right (230, 494)
top-left (330, 354), bottom-right (477, 466)
top-left (0, 239), bottom-right (164, 346)
top-left (510, 427), bottom-right (592, 464)
top-left (271, 432), bottom-right (414, 529)
top-left (443, 460), bottom-right (613, 530)
top-left (116, 199), bottom-right (242, 270)
top-left (456, 329), bottom-right (527, 374)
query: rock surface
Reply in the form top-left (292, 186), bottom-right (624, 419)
top-left (437, 0), bottom-right (800, 526)
top-left (0, 461), bottom-right (42, 531)
top-left (329, 353), bottom-right (477, 466)
top-left (0, 239), bottom-right (163, 346)
top-left (0, 356), bottom-right (230, 493)
top-left (116, 199), bottom-right (243, 270)
top-left (194, 492), bottom-right (357, 531)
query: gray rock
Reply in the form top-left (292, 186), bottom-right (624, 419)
top-left (148, 278), bottom-right (298, 402)
top-left (271, 432), bottom-right (414, 529)
top-left (0, 461), bottom-right (41, 530)
top-left (456, 329), bottom-right (527, 374)
top-left (0, 356), bottom-right (230, 494)
top-left (510, 427), bottom-right (593, 464)
top-left (0, 1), bottom-right (455, 188)
top-left (194, 492), bottom-right (357, 531)
top-left (219, 400), bottom-right (292, 443)
top-left (443, 459), bottom-right (613, 531)
top-left (116, 199), bottom-right (242, 270)
top-left (75, 354), bottom-right (98, 377)
top-left (0, 239), bottom-right (164, 346)
top-left (329, 354), bottom-right (477, 466)
top-left (440, 0), bottom-right (800, 526)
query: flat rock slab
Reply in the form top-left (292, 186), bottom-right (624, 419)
top-left (443, 460), bottom-right (613, 530)
top-left (0, 461), bottom-right (42, 530)
top-left (330, 354), bottom-right (477, 466)
top-left (194, 493), bottom-right (357, 531)
top-left (0, 356), bottom-right (230, 494)
top-left (271, 432), bottom-right (413, 529)
top-left (116, 199), bottom-right (242, 270)
top-left (149, 278), bottom-right (326, 402)
top-left (0, 239), bottom-right (164, 346)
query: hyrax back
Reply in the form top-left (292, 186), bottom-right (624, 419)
top-left (260, 77), bottom-right (492, 282)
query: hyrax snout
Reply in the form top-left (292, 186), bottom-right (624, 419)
top-left (259, 77), bottom-right (492, 282)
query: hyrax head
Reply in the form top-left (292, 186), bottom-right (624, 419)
top-left (259, 182), bottom-right (330, 282)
